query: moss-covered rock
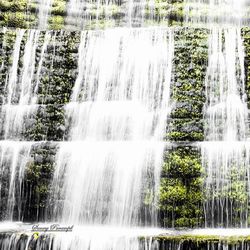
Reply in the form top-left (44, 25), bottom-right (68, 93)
top-left (0, 0), bottom-right (184, 29)
top-left (166, 28), bottom-right (208, 142)
top-left (0, 29), bottom-right (81, 221)
top-left (242, 27), bottom-right (250, 108)
top-left (22, 143), bottom-right (57, 222)
top-left (159, 147), bottom-right (204, 228)
top-left (158, 28), bottom-right (208, 228)
top-left (146, 235), bottom-right (250, 249)
top-left (0, 23), bottom-right (250, 230)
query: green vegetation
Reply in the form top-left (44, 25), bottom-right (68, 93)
top-left (166, 28), bottom-right (208, 142)
top-left (159, 148), bottom-right (204, 227)
top-left (24, 145), bottom-right (56, 221)
top-left (154, 234), bottom-right (250, 243)
top-left (0, 29), bottom-right (81, 221)
top-left (243, 27), bottom-right (250, 108)
top-left (0, 0), bottom-right (184, 29)
top-left (158, 28), bottom-right (209, 228)
top-left (145, 234), bottom-right (250, 249)
top-left (0, 14), bottom-right (250, 240)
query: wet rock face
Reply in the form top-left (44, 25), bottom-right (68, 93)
top-left (146, 239), bottom-right (250, 250)
top-left (0, 0), bottom-right (184, 29)
top-left (0, 232), bottom-right (246, 250)
top-left (0, 29), bottom-right (80, 222)
top-left (0, 2), bottom-right (250, 237)
top-left (0, 25), bottom-right (249, 227)
top-left (159, 28), bottom-right (209, 228)
top-left (0, 233), bottom-right (53, 250)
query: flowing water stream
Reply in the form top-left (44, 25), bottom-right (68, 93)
top-left (184, 0), bottom-right (248, 25)
top-left (185, 0), bottom-right (250, 228)
top-left (47, 27), bottom-right (174, 248)
top-left (0, 27), bottom-right (174, 249)
top-left (201, 27), bottom-right (250, 227)
top-left (0, 30), bottom-right (52, 222)
top-left (199, 2), bottom-right (249, 228)
top-left (30, 0), bottom-right (155, 29)
top-left (37, 0), bottom-right (53, 30)
top-left (0, 0), bottom-right (250, 249)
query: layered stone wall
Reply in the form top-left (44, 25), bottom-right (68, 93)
top-left (0, 0), bottom-right (183, 29)
top-left (159, 28), bottom-right (208, 228)
top-left (0, 4), bottom-right (250, 228)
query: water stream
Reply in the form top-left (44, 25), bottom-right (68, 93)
top-left (184, 0), bottom-right (250, 228)
top-left (200, 27), bottom-right (250, 227)
top-left (0, 27), bottom-right (174, 249)
top-left (47, 28), bottom-right (174, 248)
top-left (0, 30), bottom-right (52, 222)
top-left (0, 0), bottom-right (249, 248)
top-left (184, 0), bottom-right (248, 25)
top-left (31, 0), bottom-right (155, 29)
top-left (37, 0), bottom-right (53, 30)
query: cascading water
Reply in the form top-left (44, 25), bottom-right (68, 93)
top-left (0, 141), bottom-right (33, 220)
top-left (0, 29), bottom-right (52, 222)
top-left (65, 0), bottom-right (151, 29)
top-left (204, 28), bottom-right (247, 142)
top-left (37, 0), bottom-right (53, 30)
top-left (201, 27), bottom-right (249, 227)
top-left (3, 0), bottom-right (166, 30)
top-left (202, 37), bottom-right (250, 225)
top-left (184, 0), bottom-right (247, 25)
top-left (0, 26), bottom-right (175, 249)
top-left (46, 27), bottom-right (174, 248)
top-left (185, 0), bottom-right (250, 227)
top-left (0, 0), bottom-right (250, 248)
top-left (2, 29), bottom-right (40, 140)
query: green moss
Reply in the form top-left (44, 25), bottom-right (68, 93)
top-left (0, 30), bottom-right (17, 97)
top-left (49, 15), bottom-right (65, 30)
top-left (242, 27), bottom-right (250, 109)
top-left (167, 131), bottom-right (204, 141)
top-left (139, 234), bottom-right (250, 250)
top-left (168, 28), bottom-right (208, 142)
top-left (0, 0), bottom-right (184, 29)
top-left (152, 235), bottom-right (250, 244)
top-left (0, 0), bottom-right (28, 12)
top-left (148, 2), bottom-right (184, 24)
top-left (23, 145), bottom-right (56, 221)
top-left (162, 151), bottom-right (202, 178)
top-left (51, 0), bottom-right (66, 16)
top-left (158, 29), bottom-right (209, 228)
top-left (159, 148), bottom-right (204, 228)
top-left (2, 12), bottom-right (28, 28)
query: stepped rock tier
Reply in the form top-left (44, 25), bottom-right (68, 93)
top-left (0, 0), bottom-right (250, 249)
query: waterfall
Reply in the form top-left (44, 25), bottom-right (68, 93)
top-left (200, 29), bottom-right (250, 227)
top-left (2, 30), bottom-right (40, 140)
top-left (44, 27), bottom-right (173, 248)
top-left (0, 141), bottom-right (33, 220)
top-left (0, 226), bottom-right (167, 250)
top-left (185, 0), bottom-right (250, 227)
top-left (0, 29), bottom-right (51, 221)
top-left (65, 0), bottom-right (153, 29)
top-left (1, 0), bottom-right (250, 247)
top-left (0, 21), bottom-right (175, 250)
top-left (37, 0), bottom-right (53, 30)
top-left (201, 142), bottom-right (250, 227)
top-left (2, 0), bottom-right (160, 30)
top-left (184, 0), bottom-right (247, 25)
top-left (204, 28), bottom-right (247, 142)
